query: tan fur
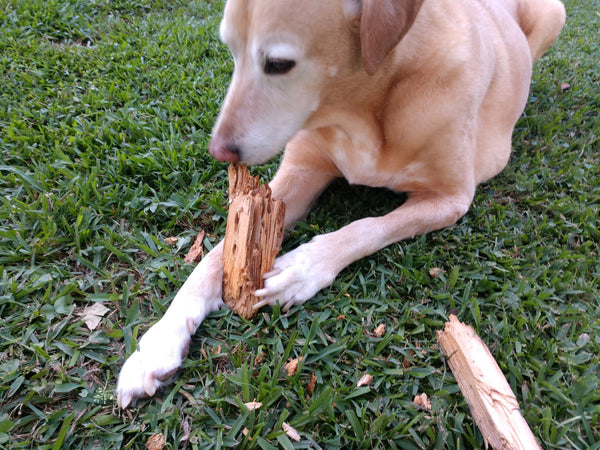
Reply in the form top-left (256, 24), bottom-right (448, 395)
top-left (116, 0), bottom-right (565, 408)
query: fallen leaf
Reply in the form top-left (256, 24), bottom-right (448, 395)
top-left (80, 303), bottom-right (110, 331)
top-left (243, 401), bottom-right (262, 411)
top-left (577, 333), bottom-right (590, 346)
top-left (356, 373), bottom-right (373, 387)
top-left (164, 236), bottom-right (179, 245)
top-left (180, 417), bottom-right (191, 443)
top-left (284, 356), bottom-right (303, 377)
top-left (373, 323), bottom-right (386, 337)
top-left (413, 392), bottom-right (431, 410)
top-left (184, 230), bottom-right (205, 264)
top-left (283, 422), bottom-right (301, 442)
top-left (254, 351), bottom-right (265, 365)
top-left (429, 267), bottom-right (445, 278)
top-left (145, 433), bottom-right (165, 450)
top-left (307, 372), bottom-right (317, 397)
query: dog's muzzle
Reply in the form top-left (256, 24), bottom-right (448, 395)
top-left (208, 138), bottom-right (241, 163)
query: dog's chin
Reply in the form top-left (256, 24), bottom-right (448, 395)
top-left (208, 140), bottom-right (283, 165)
top-left (237, 146), bottom-right (284, 166)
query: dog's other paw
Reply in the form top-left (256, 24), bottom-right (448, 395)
top-left (116, 319), bottom-right (191, 408)
top-left (254, 237), bottom-right (339, 312)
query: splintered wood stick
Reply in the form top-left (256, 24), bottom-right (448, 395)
top-left (437, 315), bottom-right (541, 450)
top-left (222, 164), bottom-right (285, 319)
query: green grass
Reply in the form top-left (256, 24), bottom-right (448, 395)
top-left (0, 0), bottom-right (598, 448)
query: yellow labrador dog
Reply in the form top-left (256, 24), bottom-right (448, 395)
top-left (117, 0), bottom-right (565, 407)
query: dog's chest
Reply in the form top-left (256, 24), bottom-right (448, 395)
top-left (323, 127), bottom-right (425, 192)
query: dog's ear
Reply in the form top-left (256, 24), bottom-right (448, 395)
top-left (344, 0), bottom-right (424, 75)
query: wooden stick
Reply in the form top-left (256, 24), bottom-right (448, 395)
top-left (222, 164), bottom-right (285, 319)
top-left (436, 315), bottom-right (541, 450)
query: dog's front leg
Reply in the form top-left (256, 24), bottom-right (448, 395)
top-left (256, 191), bottom-right (473, 311)
top-left (116, 134), bottom-right (338, 407)
top-left (116, 242), bottom-right (224, 408)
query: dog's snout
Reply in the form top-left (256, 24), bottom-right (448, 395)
top-left (208, 139), bottom-right (241, 163)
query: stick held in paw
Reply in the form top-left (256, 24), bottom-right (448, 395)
top-left (222, 164), bottom-right (285, 319)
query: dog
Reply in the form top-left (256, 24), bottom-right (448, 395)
top-left (116, 0), bottom-right (565, 408)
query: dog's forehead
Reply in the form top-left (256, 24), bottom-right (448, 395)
top-left (221, 0), bottom-right (336, 46)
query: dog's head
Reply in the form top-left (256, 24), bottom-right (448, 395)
top-left (208, 0), bottom-right (424, 165)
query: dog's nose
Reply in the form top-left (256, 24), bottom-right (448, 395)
top-left (208, 140), bottom-right (241, 163)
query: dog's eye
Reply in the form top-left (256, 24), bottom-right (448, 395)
top-left (263, 58), bottom-right (296, 75)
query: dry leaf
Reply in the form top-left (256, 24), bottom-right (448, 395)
top-left (284, 357), bottom-right (303, 376)
top-left (80, 303), bottom-right (110, 331)
top-left (413, 392), bottom-right (431, 410)
top-left (254, 351), bottom-right (265, 365)
top-left (164, 236), bottom-right (179, 245)
top-left (373, 323), bottom-right (386, 337)
top-left (244, 401), bottom-right (262, 411)
top-left (283, 422), bottom-right (301, 442)
top-left (184, 230), bottom-right (205, 264)
top-left (307, 372), bottom-right (317, 397)
top-left (356, 373), bottom-right (373, 387)
top-left (145, 433), bottom-right (166, 450)
top-left (429, 267), bottom-right (445, 278)
top-left (180, 417), bottom-right (191, 443)
top-left (578, 333), bottom-right (590, 346)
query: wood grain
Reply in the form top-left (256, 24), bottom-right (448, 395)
top-left (437, 315), bottom-right (541, 450)
top-left (222, 164), bottom-right (285, 319)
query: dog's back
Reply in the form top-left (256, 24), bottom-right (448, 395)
top-left (506, 0), bottom-right (566, 60)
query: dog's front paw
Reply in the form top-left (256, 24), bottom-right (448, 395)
top-left (116, 319), bottom-right (191, 408)
top-left (254, 237), bottom-right (338, 312)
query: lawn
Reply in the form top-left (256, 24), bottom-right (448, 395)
top-left (0, 0), bottom-right (598, 448)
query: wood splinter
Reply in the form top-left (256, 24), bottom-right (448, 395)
top-left (437, 315), bottom-right (541, 450)
top-left (222, 164), bottom-right (285, 319)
